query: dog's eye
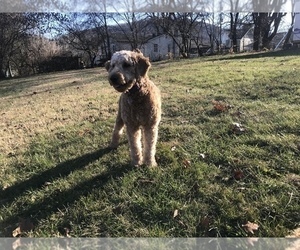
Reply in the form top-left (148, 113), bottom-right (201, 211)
top-left (123, 62), bottom-right (131, 68)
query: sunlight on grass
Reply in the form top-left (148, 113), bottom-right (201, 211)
top-left (0, 51), bottom-right (299, 237)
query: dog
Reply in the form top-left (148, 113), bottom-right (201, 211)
top-left (105, 49), bottom-right (161, 167)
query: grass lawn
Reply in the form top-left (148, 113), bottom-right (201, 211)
top-left (0, 50), bottom-right (299, 238)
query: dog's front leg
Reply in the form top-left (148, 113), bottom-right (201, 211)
top-left (109, 109), bottom-right (124, 149)
top-left (127, 126), bottom-right (143, 166)
top-left (142, 125), bottom-right (158, 167)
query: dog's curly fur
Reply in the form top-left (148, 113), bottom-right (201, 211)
top-left (105, 50), bottom-right (161, 166)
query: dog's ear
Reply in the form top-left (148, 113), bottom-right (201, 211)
top-left (104, 60), bottom-right (110, 71)
top-left (136, 55), bottom-right (151, 77)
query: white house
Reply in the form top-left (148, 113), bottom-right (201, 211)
top-left (140, 34), bottom-right (180, 61)
top-left (95, 34), bottom-right (181, 63)
top-left (94, 21), bottom-right (228, 64)
top-left (293, 0), bottom-right (300, 44)
top-left (239, 26), bottom-right (254, 52)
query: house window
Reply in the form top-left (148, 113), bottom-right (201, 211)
top-left (154, 44), bottom-right (158, 52)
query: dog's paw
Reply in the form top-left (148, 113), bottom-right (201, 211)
top-left (131, 159), bottom-right (144, 167)
top-left (144, 160), bottom-right (158, 167)
top-left (108, 142), bottom-right (119, 149)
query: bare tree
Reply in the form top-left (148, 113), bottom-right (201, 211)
top-left (1, 0), bottom-right (69, 12)
top-left (87, 13), bottom-right (112, 59)
top-left (229, 12), bottom-right (240, 52)
top-left (142, 0), bottom-right (209, 12)
top-left (111, 12), bottom-right (152, 50)
top-left (283, 8), bottom-right (296, 47)
top-left (227, 0), bottom-right (248, 52)
top-left (201, 13), bottom-right (219, 54)
top-left (53, 13), bottom-right (110, 67)
top-left (252, 12), bottom-right (286, 50)
top-left (251, 0), bottom-right (287, 50)
top-left (149, 12), bottom-right (204, 57)
top-left (175, 13), bottom-right (204, 57)
top-left (0, 13), bottom-right (39, 78)
top-left (190, 19), bottom-right (211, 56)
top-left (19, 36), bottom-right (62, 75)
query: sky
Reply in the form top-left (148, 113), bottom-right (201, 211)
top-left (1, 0), bottom-right (299, 13)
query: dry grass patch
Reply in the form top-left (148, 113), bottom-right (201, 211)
top-left (0, 68), bottom-right (118, 155)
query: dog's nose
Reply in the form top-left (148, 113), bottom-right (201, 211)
top-left (110, 75), bottom-right (119, 83)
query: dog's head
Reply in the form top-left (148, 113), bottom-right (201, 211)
top-left (105, 50), bottom-right (151, 93)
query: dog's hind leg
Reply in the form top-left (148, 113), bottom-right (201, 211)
top-left (109, 109), bottom-right (124, 149)
top-left (127, 126), bottom-right (143, 166)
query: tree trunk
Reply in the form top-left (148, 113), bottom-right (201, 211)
top-left (0, 58), bottom-right (5, 78)
top-left (252, 13), bottom-right (264, 51)
top-left (104, 13), bottom-right (111, 58)
top-left (230, 13), bottom-right (239, 52)
top-left (283, 12), bottom-right (295, 47)
top-left (87, 51), bottom-right (96, 68)
top-left (283, 26), bottom-right (293, 48)
top-left (253, 12), bottom-right (285, 50)
top-left (262, 13), bottom-right (285, 49)
top-left (6, 60), bottom-right (13, 78)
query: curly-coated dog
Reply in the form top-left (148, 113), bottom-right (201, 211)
top-left (105, 50), bottom-right (161, 167)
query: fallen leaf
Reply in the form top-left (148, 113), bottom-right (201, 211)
top-left (182, 159), bottom-right (191, 168)
top-left (212, 100), bottom-right (231, 112)
top-left (199, 216), bottom-right (210, 229)
top-left (173, 209), bottom-right (179, 218)
top-left (58, 224), bottom-right (72, 237)
top-left (12, 218), bottom-right (34, 237)
top-left (233, 169), bottom-right (244, 180)
top-left (12, 227), bottom-right (21, 237)
top-left (242, 221), bottom-right (259, 234)
top-left (231, 122), bottom-right (246, 135)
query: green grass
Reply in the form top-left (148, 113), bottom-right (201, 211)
top-left (0, 50), bottom-right (300, 237)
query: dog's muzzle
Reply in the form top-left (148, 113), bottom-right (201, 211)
top-left (109, 72), bottom-right (134, 92)
top-left (109, 73), bottom-right (125, 89)
top-left (109, 73), bottom-right (125, 85)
